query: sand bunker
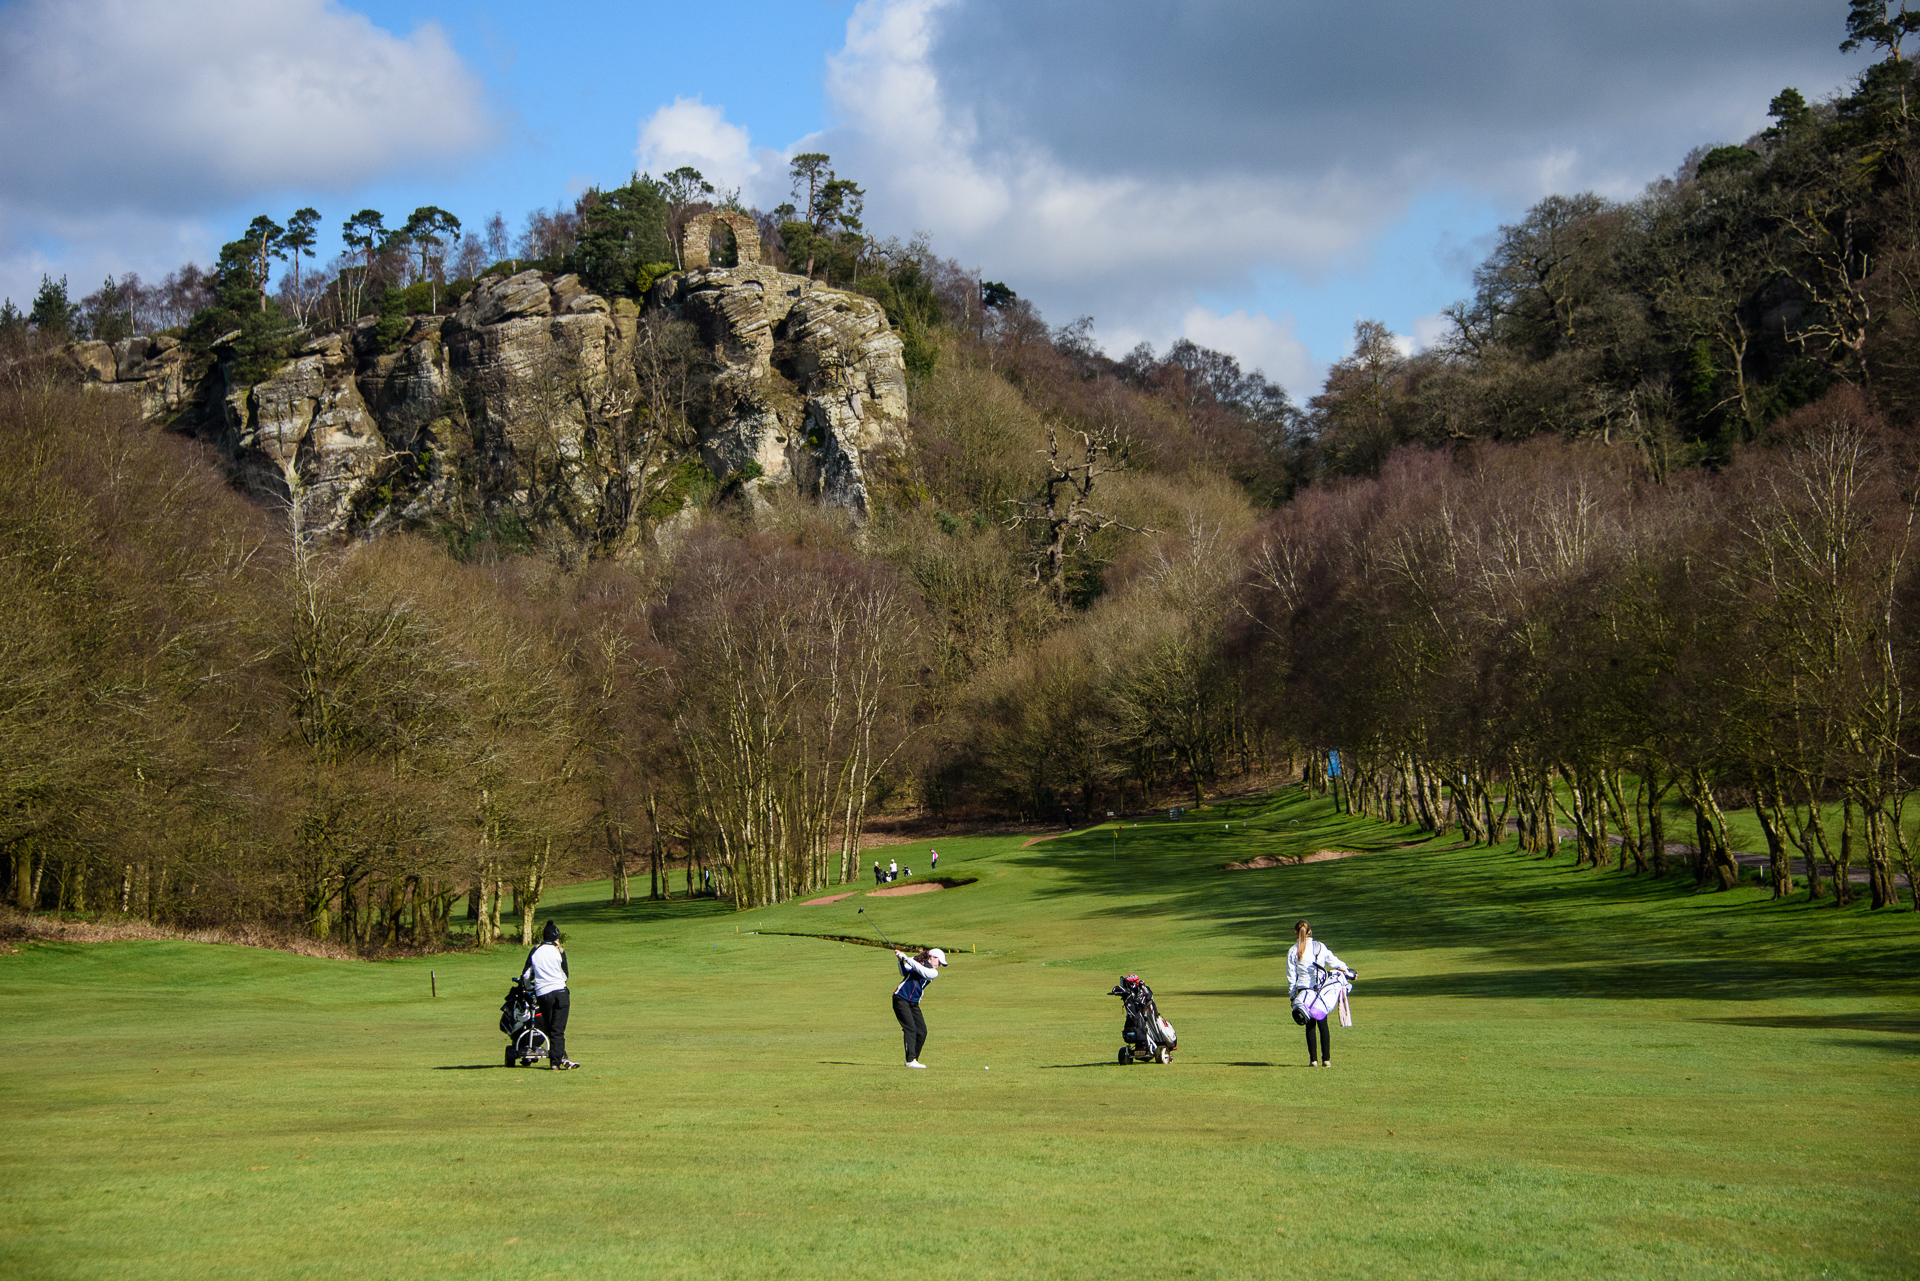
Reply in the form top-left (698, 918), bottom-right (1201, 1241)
top-left (868, 882), bottom-right (945, 896)
top-left (799, 892), bottom-right (857, 906)
top-left (1224, 850), bottom-right (1364, 871)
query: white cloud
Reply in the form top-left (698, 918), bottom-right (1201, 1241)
top-left (1177, 308), bottom-right (1322, 398)
top-left (813, 0), bottom-right (1388, 326)
top-left (1409, 312), bottom-right (1454, 353)
top-left (634, 96), bottom-right (768, 197)
top-left (0, 0), bottom-right (494, 217)
top-left (787, 0), bottom-right (1868, 389)
top-left (0, 208), bottom-right (217, 310)
top-left (0, 0), bottom-right (494, 314)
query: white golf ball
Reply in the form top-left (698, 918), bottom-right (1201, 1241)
top-left (983, 1065), bottom-right (990, 1071)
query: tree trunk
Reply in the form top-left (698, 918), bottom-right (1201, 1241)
top-left (1835, 795), bottom-right (1857, 907)
top-left (519, 839), bottom-right (550, 946)
top-left (1691, 809), bottom-right (1712, 885)
top-left (1687, 777), bottom-right (1742, 890)
top-left (11, 844), bottom-right (32, 911)
top-left (1646, 782), bottom-right (1668, 878)
top-left (647, 792), bottom-right (665, 900)
top-left (1889, 813), bottom-right (1920, 914)
top-left (1752, 790), bottom-right (1795, 899)
top-left (1635, 757), bottom-right (1668, 876)
top-left (483, 869), bottom-right (502, 947)
top-left (609, 826), bottom-right (630, 907)
top-left (1603, 770), bottom-right (1643, 873)
top-left (1410, 758), bottom-right (1436, 832)
top-left (1862, 802), bottom-right (1896, 910)
top-left (1799, 800), bottom-right (1831, 901)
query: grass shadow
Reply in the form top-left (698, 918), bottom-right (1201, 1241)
top-left (541, 895), bottom-right (738, 928)
top-left (1038, 1062), bottom-right (1123, 1069)
top-left (1695, 1012), bottom-right (1920, 1034)
top-left (1006, 786), bottom-right (1920, 1006)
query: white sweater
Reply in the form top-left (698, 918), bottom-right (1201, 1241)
top-left (523, 942), bottom-right (570, 996)
top-left (1286, 939), bottom-right (1346, 993)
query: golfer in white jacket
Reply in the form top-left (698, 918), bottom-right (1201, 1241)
top-left (522, 920), bottom-right (579, 1070)
top-left (892, 947), bottom-right (946, 1067)
top-left (1286, 919), bottom-right (1348, 1067)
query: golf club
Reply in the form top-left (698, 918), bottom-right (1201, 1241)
top-left (857, 906), bottom-right (897, 951)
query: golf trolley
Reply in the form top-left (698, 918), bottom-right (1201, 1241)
top-left (499, 976), bottom-right (550, 1067)
top-left (1109, 974), bottom-right (1178, 1064)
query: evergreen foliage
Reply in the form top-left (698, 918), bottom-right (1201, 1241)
top-left (28, 275), bottom-right (79, 339)
top-left (570, 175), bottom-right (672, 297)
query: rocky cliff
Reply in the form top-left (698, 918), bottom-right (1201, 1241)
top-left (70, 265), bottom-right (911, 554)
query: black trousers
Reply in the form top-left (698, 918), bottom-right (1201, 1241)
top-left (537, 990), bottom-right (570, 1064)
top-left (893, 995), bottom-right (927, 1062)
top-left (1304, 1015), bottom-right (1329, 1063)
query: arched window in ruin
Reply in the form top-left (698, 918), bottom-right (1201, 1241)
top-left (708, 220), bottom-right (738, 268)
top-left (681, 211), bottom-right (762, 270)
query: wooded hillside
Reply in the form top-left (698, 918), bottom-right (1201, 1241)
top-left (5, 9), bottom-right (1919, 944)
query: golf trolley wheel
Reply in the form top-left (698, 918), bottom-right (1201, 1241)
top-left (515, 1028), bottom-right (551, 1067)
top-left (504, 1041), bottom-right (517, 1068)
top-left (1156, 1045), bottom-right (1172, 1065)
top-left (1118, 1046), bottom-right (1132, 1064)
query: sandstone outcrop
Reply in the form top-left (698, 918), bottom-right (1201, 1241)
top-left (69, 265), bottom-right (912, 552)
top-left (70, 336), bottom-right (198, 421)
top-left (658, 264), bottom-right (907, 515)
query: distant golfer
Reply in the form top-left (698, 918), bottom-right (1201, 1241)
top-left (888, 857), bottom-right (898, 881)
top-left (874, 861), bottom-right (884, 885)
top-left (929, 848), bottom-right (938, 871)
top-left (892, 947), bottom-right (947, 1068)
top-left (522, 920), bottom-right (579, 1070)
top-left (1287, 919), bottom-right (1348, 1068)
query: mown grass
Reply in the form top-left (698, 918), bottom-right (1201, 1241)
top-left (3, 786), bottom-right (1914, 1280)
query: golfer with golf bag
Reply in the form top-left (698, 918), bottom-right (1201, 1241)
top-left (522, 919), bottom-right (580, 1070)
top-left (1287, 918), bottom-right (1352, 1068)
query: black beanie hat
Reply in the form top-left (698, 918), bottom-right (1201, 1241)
top-left (542, 920), bottom-right (560, 943)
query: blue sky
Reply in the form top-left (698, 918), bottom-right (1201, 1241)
top-left (0, 0), bottom-right (1872, 396)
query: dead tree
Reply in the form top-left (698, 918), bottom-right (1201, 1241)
top-left (1005, 422), bottom-right (1148, 604)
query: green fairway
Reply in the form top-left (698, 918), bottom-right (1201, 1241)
top-left (4, 787), bottom-right (1915, 1280)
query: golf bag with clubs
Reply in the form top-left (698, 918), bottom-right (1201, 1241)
top-left (1110, 974), bottom-right (1178, 1064)
top-left (1291, 961), bottom-right (1355, 1026)
top-left (499, 976), bottom-right (551, 1067)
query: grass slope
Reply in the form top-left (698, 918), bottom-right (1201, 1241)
top-left (3, 787), bottom-right (1915, 1280)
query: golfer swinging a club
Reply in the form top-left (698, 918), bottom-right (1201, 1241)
top-left (892, 946), bottom-right (947, 1068)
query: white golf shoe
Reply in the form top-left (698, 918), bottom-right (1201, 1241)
top-left (905, 1060), bottom-right (927, 1069)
